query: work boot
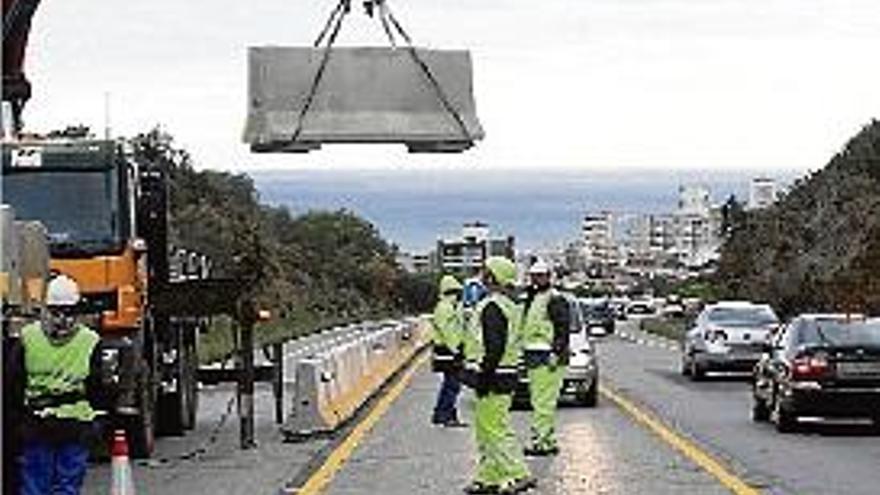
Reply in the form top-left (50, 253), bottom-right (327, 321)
top-left (463, 481), bottom-right (499, 494)
top-left (523, 445), bottom-right (559, 457)
top-left (512, 476), bottom-right (538, 493)
top-left (443, 418), bottom-right (469, 428)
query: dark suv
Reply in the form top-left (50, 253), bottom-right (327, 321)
top-left (580, 299), bottom-right (616, 336)
top-left (752, 315), bottom-right (880, 432)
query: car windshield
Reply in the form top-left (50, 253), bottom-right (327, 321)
top-left (707, 307), bottom-right (778, 327)
top-left (799, 320), bottom-right (880, 347)
top-left (3, 169), bottom-right (122, 254)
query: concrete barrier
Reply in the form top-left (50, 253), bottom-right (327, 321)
top-left (283, 316), bottom-right (429, 437)
top-left (243, 47), bottom-right (484, 153)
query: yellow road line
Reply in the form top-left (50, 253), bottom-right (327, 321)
top-left (600, 385), bottom-right (762, 495)
top-left (290, 351), bottom-right (429, 495)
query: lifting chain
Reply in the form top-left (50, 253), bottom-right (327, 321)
top-left (288, 0), bottom-right (473, 146)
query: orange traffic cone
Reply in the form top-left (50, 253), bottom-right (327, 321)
top-left (110, 429), bottom-right (136, 495)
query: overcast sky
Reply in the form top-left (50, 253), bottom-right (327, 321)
top-left (22, 0), bottom-right (880, 172)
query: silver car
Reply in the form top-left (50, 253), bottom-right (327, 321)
top-left (681, 301), bottom-right (779, 380)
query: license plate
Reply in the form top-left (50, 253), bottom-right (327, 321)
top-left (837, 361), bottom-right (880, 378)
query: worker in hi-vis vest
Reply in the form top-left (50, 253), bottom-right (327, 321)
top-left (521, 260), bottom-right (570, 456)
top-left (461, 256), bottom-right (535, 495)
top-left (431, 274), bottom-right (468, 427)
top-left (7, 274), bottom-right (109, 495)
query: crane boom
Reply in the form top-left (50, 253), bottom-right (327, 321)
top-left (2, 0), bottom-right (42, 132)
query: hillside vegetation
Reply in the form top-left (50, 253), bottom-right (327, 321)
top-left (131, 129), bottom-right (436, 360)
top-left (717, 120), bottom-right (880, 317)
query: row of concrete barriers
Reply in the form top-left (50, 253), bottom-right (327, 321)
top-left (282, 316), bottom-right (430, 438)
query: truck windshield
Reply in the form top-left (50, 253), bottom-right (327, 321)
top-left (3, 168), bottom-right (122, 255)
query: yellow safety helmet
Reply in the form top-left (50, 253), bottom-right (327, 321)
top-left (439, 275), bottom-right (463, 295)
top-left (484, 256), bottom-right (517, 287)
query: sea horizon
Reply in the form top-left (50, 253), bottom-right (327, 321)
top-left (251, 167), bottom-right (804, 253)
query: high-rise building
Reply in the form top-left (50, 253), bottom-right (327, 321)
top-left (677, 185), bottom-right (712, 216)
top-left (581, 211), bottom-right (618, 269)
top-left (748, 177), bottom-right (777, 209)
top-left (437, 222), bottom-right (515, 276)
top-left (673, 185), bottom-right (721, 268)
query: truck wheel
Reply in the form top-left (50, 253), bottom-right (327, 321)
top-left (183, 330), bottom-right (199, 430)
top-left (157, 325), bottom-right (199, 434)
top-left (128, 375), bottom-right (156, 458)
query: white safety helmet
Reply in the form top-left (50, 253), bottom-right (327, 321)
top-left (528, 260), bottom-right (551, 276)
top-left (46, 274), bottom-right (81, 307)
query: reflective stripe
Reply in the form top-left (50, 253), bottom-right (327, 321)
top-left (523, 342), bottom-right (553, 352)
top-left (495, 367), bottom-right (519, 375)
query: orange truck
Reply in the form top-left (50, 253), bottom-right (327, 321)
top-left (1, 136), bottom-right (206, 456)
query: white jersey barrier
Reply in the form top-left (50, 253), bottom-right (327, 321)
top-left (283, 316), bottom-right (430, 437)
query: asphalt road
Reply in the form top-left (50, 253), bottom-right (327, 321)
top-left (606, 320), bottom-right (880, 495)
top-left (81, 324), bottom-right (374, 494)
top-left (82, 319), bottom-right (880, 494)
top-left (321, 361), bottom-right (728, 495)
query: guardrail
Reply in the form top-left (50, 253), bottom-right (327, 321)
top-left (282, 316), bottom-right (430, 438)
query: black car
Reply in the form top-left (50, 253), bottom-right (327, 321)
top-left (752, 315), bottom-right (880, 432)
top-left (580, 300), bottom-right (615, 336)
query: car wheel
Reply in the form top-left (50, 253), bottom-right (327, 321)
top-left (751, 395), bottom-right (770, 422)
top-left (772, 394), bottom-right (797, 433)
top-left (870, 416), bottom-right (880, 434)
top-left (681, 355), bottom-right (692, 376)
top-left (689, 360), bottom-right (706, 381)
top-left (578, 381), bottom-right (598, 408)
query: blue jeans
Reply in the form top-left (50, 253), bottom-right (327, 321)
top-left (433, 371), bottom-right (462, 423)
top-left (19, 440), bottom-right (89, 495)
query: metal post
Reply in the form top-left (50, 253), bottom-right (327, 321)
top-left (273, 342), bottom-right (284, 424)
top-left (238, 308), bottom-right (256, 449)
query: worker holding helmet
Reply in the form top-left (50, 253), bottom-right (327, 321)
top-left (431, 274), bottom-right (468, 427)
top-left (461, 256), bottom-right (534, 494)
top-left (7, 274), bottom-right (107, 495)
top-left (521, 260), bottom-right (570, 456)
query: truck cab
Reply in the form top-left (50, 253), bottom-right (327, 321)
top-left (2, 137), bottom-right (146, 332)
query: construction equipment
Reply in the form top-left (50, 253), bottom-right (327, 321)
top-left (2, 0), bottom-right (40, 132)
top-left (1, 204), bottom-right (49, 333)
top-left (243, 0), bottom-right (484, 153)
top-left (1, 136), bottom-right (216, 456)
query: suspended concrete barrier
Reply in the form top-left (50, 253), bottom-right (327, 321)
top-left (243, 47), bottom-right (484, 153)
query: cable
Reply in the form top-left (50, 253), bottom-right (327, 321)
top-left (291, 0), bottom-right (473, 146)
top-left (313, 0), bottom-right (346, 48)
top-left (138, 392), bottom-right (237, 471)
top-left (376, 1), bottom-right (397, 48)
top-left (384, 4), bottom-right (473, 143)
top-left (289, 0), bottom-right (350, 145)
